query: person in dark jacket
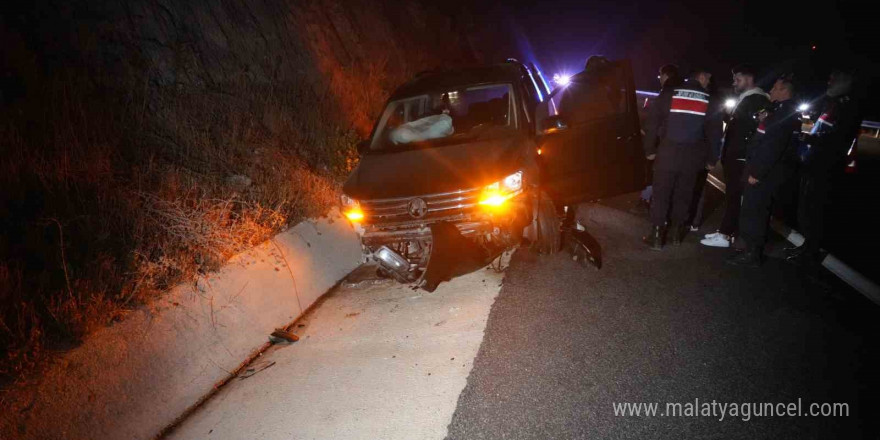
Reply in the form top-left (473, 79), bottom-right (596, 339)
top-left (631, 64), bottom-right (682, 215)
top-left (642, 68), bottom-right (724, 250)
top-left (557, 55), bottom-right (615, 124)
top-left (727, 75), bottom-right (801, 267)
top-left (786, 69), bottom-right (863, 264)
top-left (701, 64), bottom-right (770, 248)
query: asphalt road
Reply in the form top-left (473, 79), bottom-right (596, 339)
top-left (164, 188), bottom-right (879, 440)
top-left (445, 196), bottom-right (879, 439)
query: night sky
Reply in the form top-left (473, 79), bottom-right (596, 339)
top-left (494, 0), bottom-right (879, 117)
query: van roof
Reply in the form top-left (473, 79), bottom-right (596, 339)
top-left (390, 63), bottom-right (528, 100)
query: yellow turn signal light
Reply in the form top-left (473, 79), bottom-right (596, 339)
top-left (478, 191), bottom-right (515, 208)
top-left (344, 208), bottom-right (364, 221)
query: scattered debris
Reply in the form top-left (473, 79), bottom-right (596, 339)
top-left (238, 360), bottom-right (276, 380)
top-left (269, 328), bottom-right (299, 343)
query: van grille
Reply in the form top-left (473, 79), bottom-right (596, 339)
top-left (360, 188), bottom-right (481, 227)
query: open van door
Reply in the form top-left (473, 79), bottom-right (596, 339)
top-left (538, 59), bottom-right (646, 206)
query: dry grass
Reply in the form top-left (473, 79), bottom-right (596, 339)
top-left (0, 77), bottom-right (350, 380)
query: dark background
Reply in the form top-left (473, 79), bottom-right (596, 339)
top-left (484, 0), bottom-right (879, 118)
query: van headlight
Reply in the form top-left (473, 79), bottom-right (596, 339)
top-left (479, 171), bottom-right (523, 208)
top-left (341, 194), bottom-right (364, 221)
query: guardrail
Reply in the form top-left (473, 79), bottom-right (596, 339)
top-left (862, 120), bottom-right (880, 131)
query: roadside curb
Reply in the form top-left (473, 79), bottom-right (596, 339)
top-left (1, 210), bottom-right (363, 440)
top-left (705, 174), bottom-right (880, 305)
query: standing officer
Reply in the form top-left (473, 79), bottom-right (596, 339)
top-left (786, 69), bottom-right (863, 264)
top-left (643, 68), bottom-right (723, 250)
top-left (632, 64), bottom-right (682, 215)
top-left (727, 75), bottom-right (800, 267)
top-left (701, 64), bottom-right (770, 248)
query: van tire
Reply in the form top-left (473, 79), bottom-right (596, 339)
top-left (532, 191), bottom-right (561, 254)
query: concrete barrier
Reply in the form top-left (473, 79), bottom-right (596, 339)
top-left (1, 210), bottom-right (363, 440)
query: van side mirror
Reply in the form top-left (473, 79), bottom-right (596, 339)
top-left (540, 115), bottom-right (568, 134)
top-left (356, 139), bottom-right (371, 155)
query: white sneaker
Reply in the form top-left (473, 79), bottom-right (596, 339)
top-left (689, 225), bottom-right (700, 232)
top-left (700, 234), bottom-right (731, 248)
top-left (704, 231), bottom-right (721, 239)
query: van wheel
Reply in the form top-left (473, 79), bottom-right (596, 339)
top-left (531, 191), bottom-right (561, 254)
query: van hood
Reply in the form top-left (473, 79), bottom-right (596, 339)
top-left (343, 132), bottom-right (530, 200)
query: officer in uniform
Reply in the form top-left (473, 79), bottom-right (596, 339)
top-left (727, 75), bottom-right (801, 267)
top-left (642, 68), bottom-right (724, 250)
top-left (786, 69), bottom-right (863, 264)
top-left (631, 64), bottom-right (682, 215)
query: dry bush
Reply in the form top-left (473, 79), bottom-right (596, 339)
top-left (0, 77), bottom-right (346, 379)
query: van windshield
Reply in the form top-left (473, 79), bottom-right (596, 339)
top-left (370, 84), bottom-right (516, 151)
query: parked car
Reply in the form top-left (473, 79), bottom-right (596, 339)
top-left (340, 59), bottom-right (645, 291)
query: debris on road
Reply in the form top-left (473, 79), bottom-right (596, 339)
top-left (269, 329), bottom-right (299, 343)
top-left (238, 361), bottom-right (276, 380)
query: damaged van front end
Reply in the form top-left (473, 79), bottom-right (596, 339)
top-left (342, 170), bottom-right (533, 292)
top-left (339, 61), bottom-right (568, 291)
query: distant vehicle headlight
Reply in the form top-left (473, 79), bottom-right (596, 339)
top-left (553, 73), bottom-right (572, 87)
top-left (341, 195), bottom-right (363, 221)
top-left (479, 171), bottom-right (523, 209)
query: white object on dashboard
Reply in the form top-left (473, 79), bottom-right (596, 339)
top-left (389, 114), bottom-right (454, 144)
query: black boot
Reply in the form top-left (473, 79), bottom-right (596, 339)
top-left (785, 240), bottom-right (818, 261)
top-left (643, 225), bottom-right (663, 251)
top-left (726, 247), bottom-right (762, 267)
top-left (784, 240), bottom-right (812, 258)
top-left (670, 223), bottom-right (686, 246)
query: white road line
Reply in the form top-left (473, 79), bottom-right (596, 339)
top-left (705, 173), bottom-right (880, 305)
